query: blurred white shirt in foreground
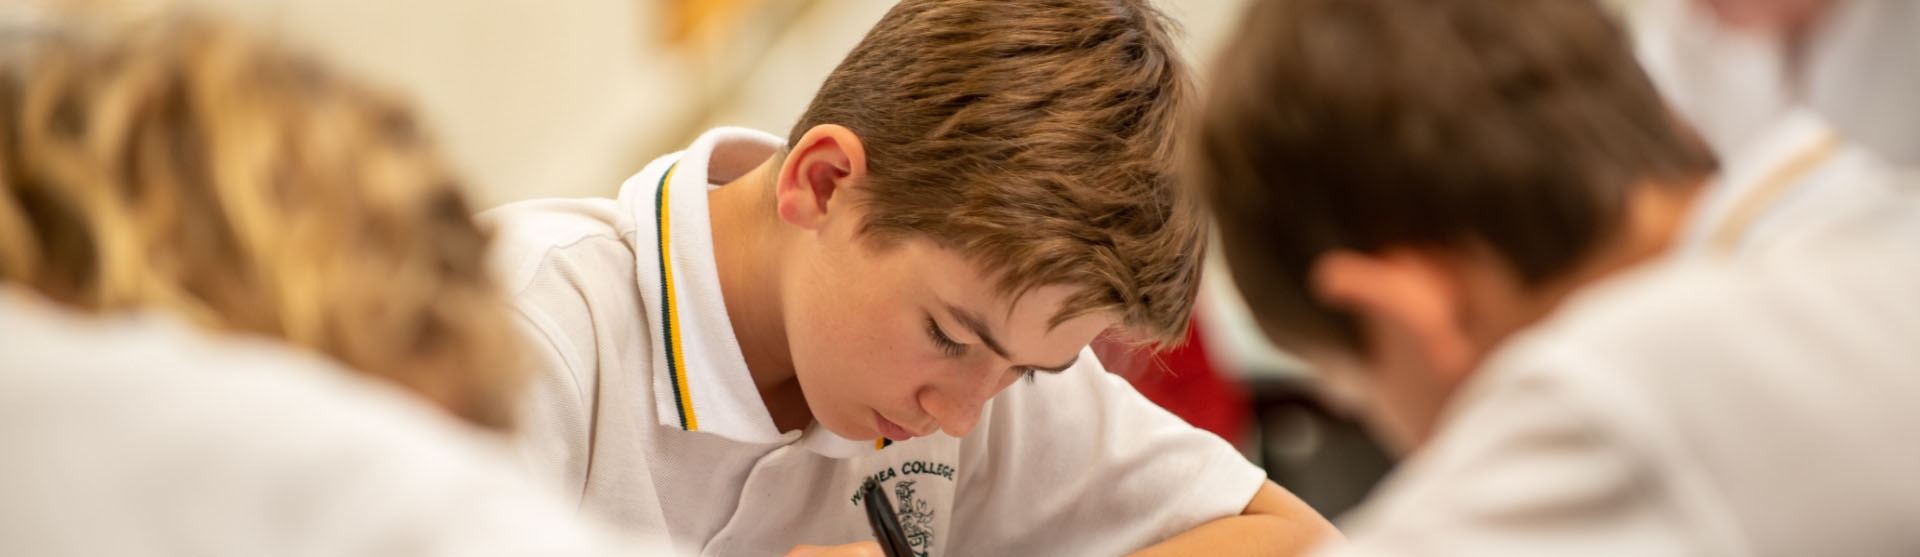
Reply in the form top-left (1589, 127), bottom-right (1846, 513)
top-left (1316, 197), bottom-right (1920, 557)
top-left (0, 289), bottom-right (669, 557)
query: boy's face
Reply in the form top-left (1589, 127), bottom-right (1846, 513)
top-left (782, 231), bottom-right (1113, 442)
top-left (1290, 248), bottom-right (1538, 452)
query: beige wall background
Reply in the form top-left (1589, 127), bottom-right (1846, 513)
top-left (139, 0), bottom-right (1256, 209)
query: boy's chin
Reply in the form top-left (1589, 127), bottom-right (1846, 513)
top-left (811, 412), bottom-right (869, 441)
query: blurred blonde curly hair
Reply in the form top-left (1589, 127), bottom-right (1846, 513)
top-left (0, 17), bottom-right (524, 430)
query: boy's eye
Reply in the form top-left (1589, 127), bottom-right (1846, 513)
top-left (926, 317), bottom-right (966, 358)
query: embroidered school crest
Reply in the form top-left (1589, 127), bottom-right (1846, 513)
top-left (849, 459), bottom-right (955, 556)
top-left (894, 480), bottom-right (935, 557)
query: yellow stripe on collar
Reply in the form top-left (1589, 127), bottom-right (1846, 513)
top-left (656, 162), bottom-right (698, 431)
top-left (1709, 131), bottom-right (1842, 253)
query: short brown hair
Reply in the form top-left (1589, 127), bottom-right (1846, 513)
top-left (0, 18), bottom-right (523, 429)
top-left (1195, 0), bottom-right (1717, 355)
top-left (789, 0), bottom-right (1202, 343)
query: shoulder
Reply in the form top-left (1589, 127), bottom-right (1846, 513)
top-left (481, 196), bottom-right (649, 355)
top-left (1498, 229), bottom-right (1920, 394)
top-left (1357, 238), bottom-right (1920, 557)
top-left (0, 296), bottom-right (659, 555)
top-left (0, 296), bottom-right (516, 520)
top-left (481, 197), bottom-right (637, 296)
top-left (1, 292), bottom-right (508, 462)
top-left (1471, 228), bottom-right (1920, 480)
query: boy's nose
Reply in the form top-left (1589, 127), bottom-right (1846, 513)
top-left (932, 402), bottom-right (983, 438)
top-left (926, 363), bottom-right (1009, 438)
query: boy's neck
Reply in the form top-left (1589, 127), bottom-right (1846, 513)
top-left (707, 157), bottom-right (812, 432)
top-left (1494, 178), bottom-right (1703, 345)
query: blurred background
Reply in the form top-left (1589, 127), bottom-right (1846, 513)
top-left (62, 0), bottom-right (1256, 209)
top-left (14, 0), bottom-right (1766, 521)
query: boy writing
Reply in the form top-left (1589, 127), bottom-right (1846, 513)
top-left (485, 0), bottom-right (1334, 555)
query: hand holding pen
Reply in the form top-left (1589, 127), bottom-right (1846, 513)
top-left (781, 483), bottom-right (911, 557)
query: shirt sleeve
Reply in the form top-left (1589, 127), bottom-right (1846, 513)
top-left (948, 347), bottom-right (1271, 555)
top-left (1309, 366), bottom-right (1695, 557)
top-left (511, 306), bottom-right (595, 507)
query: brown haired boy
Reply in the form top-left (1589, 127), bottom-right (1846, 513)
top-left (1196, 0), bottom-right (1920, 555)
top-left (1197, 0), bottom-right (1716, 450)
top-left (484, 0), bottom-right (1334, 555)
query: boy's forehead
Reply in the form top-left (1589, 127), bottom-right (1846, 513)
top-left (903, 240), bottom-right (1112, 330)
top-left (910, 241), bottom-right (1034, 313)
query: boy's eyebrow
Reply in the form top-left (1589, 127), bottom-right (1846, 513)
top-left (946, 304), bottom-right (1079, 374)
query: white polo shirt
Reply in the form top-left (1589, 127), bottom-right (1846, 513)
top-left (1677, 109), bottom-right (1907, 256)
top-left (1312, 195), bottom-right (1920, 556)
top-left (0, 289), bottom-right (667, 557)
top-left (484, 127), bottom-right (1267, 556)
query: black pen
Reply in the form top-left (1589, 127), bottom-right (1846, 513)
top-left (861, 483), bottom-right (914, 557)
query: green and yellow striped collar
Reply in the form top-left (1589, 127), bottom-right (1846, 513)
top-left (632, 128), bottom-right (895, 457)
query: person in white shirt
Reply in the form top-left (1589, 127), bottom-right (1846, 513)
top-left (0, 290), bottom-right (669, 557)
top-left (484, 1), bottom-right (1334, 555)
top-left (0, 16), bottom-right (526, 432)
top-left (1196, 0), bottom-right (1920, 555)
top-left (0, 17), bottom-right (668, 556)
top-left (1305, 194), bottom-right (1920, 557)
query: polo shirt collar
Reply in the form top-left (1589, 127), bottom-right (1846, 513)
top-left (621, 127), bottom-right (883, 458)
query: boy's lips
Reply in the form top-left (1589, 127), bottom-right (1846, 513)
top-left (875, 411), bottom-right (918, 441)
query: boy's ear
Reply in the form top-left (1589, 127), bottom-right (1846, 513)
top-left (775, 124), bottom-right (869, 231)
top-left (1308, 249), bottom-right (1474, 380)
